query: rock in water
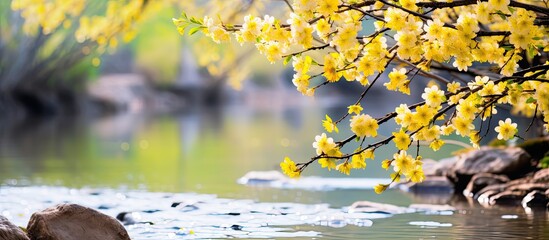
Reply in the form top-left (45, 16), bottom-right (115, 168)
top-left (463, 173), bottom-right (509, 198)
top-left (0, 215), bottom-right (29, 240)
top-left (447, 147), bottom-right (532, 192)
top-left (521, 190), bottom-right (549, 209)
top-left (27, 204), bottom-right (130, 240)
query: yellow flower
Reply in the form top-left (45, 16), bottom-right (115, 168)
top-left (381, 159), bottom-right (392, 170)
top-left (315, 18), bottom-right (331, 41)
top-left (280, 157), bottom-right (300, 178)
top-left (441, 125), bottom-right (455, 135)
top-left (421, 85), bottom-right (445, 108)
top-left (374, 184), bottom-right (389, 194)
top-left (452, 117), bottom-right (475, 137)
top-left (414, 104), bottom-right (436, 126)
top-left (351, 151), bottom-right (367, 169)
top-left (312, 133), bottom-right (337, 155)
top-left (385, 68), bottom-right (408, 93)
top-left (363, 149), bottom-right (375, 160)
top-left (469, 131), bottom-right (481, 149)
top-left (456, 99), bottom-right (477, 120)
top-left (420, 125), bottom-right (440, 142)
top-left (384, 7), bottom-right (406, 30)
top-left (489, 0), bottom-right (510, 12)
top-left (317, 0), bottom-right (339, 17)
top-left (495, 118), bottom-right (518, 140)
top-left (318, 158), bottom-right (337, 170)
top-left (429, 139), bottom-right (444, 151)
top-left (393, 150), bottom-right (413, 173)
top-left (350, 114), bottom-right (379, 137)
top-left (392, 129), bottom-right (411, 150)
top-left (322, 115), bottom-right (339, 133)
top-left (348, 104), bottom-right (363, 115)
top-left (406, 165), bottom-right (425, 183)
top-left (292, 55), bottom-right (313, 74)
top-left (336, 162), bottom-right (352, 175)
top-left (399, 0), bottom-right (418, 11)
top-left (323, 53), bottom-right (340, 82)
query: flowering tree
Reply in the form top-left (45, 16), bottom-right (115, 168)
top-left (175, 0), bottom-right (549, 193)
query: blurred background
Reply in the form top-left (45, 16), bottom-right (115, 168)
top-left (0, 0), bottom-right (479, 199)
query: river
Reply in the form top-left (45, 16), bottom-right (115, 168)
top-left (0, 96), bottom-right (547, 239)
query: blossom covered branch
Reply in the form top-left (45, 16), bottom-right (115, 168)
top-left (174, 0), bottom-right (549, 193)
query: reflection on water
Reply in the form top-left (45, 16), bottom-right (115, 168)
top-left (0, 101), bottom-right (547, 239)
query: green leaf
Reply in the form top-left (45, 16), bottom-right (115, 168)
top-left (501, 45), bottom-right (514, 51)
top-left (311, 59), bottom-right (319, 66)
top-left (283, 55), bottom-right (293, 66)
top-left (355, 136), bottom-right (361, 142)
top-left (188, 26), bottom-right (202, 36)
top-left (539, 156), bottom-right (549, 168)
top-left (526, 97), bottom-right (536, 103)
top-left (496, 11), bottom-right (507, 20)
top-left (527, 46), bottom-right (538, 59)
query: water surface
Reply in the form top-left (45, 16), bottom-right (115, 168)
top-left (0, 100), bottom-right (547, 239)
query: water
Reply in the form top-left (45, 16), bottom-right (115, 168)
top-left (0, 98), bottom-right (548, 239)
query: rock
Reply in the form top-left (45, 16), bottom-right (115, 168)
top-left (433, 157), bottom-right (457, 177)
top-left (521, 191), bottom-right (549, 209)
top-left (447, 146), bottom-right (533, 192)
top-left (475, 178), bottom-right (549, 206)
top-left (116, 212), bottom-right (141, 225)
top-left (27, 204), bottom-right (130, 240)
top-left (463, 173), bottom-right (509, 198)
top-left (421, 159), bottom-right (439, 176)
top-left (489, 191), bottom-right (524, 206)
top-left (398, 176), bottom-right (454, 194)
top-left (0, 215), bottom-right (29, 240)
top-left (532, 168), bottom-right (549, 183)
top-left (348, 201), bottom-right (410, 214)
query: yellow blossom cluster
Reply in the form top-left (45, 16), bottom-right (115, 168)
top-left (178, 0), bottom-right (549, 193)
top-left (12, 0), bottom-right (177, 65)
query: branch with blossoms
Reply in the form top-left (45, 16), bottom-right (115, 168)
top-left (175, 0), bottom-right (549, 193)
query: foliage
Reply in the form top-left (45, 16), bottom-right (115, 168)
top-left (176, 0), bottom-right (549, 192)
top-left (540, 156), bottom-right (549, 168)
top-left (1, 0), bottom-right (176, 93)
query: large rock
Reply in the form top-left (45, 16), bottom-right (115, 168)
top-left (433, 157), bottom-right (458, 176)
top-left (0, 215), bottom-right (29, 240)
top-left (27, 204), bottom-right (130, 240)
top-left (447, 146), bottom-right (533, 192)
top-left (475, 179), bottom-right (549, 207)
top-left (463, 173), bottom-right (509, 198)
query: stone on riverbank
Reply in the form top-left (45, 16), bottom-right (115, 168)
top-left (0, 215), bottom-right (29, 240)
top-left (463, 173), bottom-right (509, 198)
top-left (446, 146), bottom-right (533, 192)
top-left (521, 190), bottom-right (549, 209)
top-left (27, 203), bottom-right (130, 240)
